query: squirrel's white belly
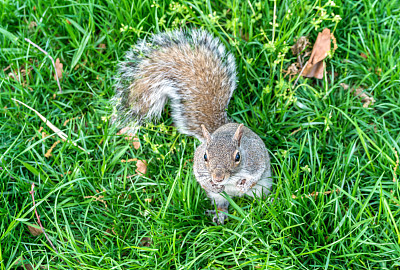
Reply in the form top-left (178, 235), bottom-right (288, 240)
top-left (224, 182), bottom-right (245, 197)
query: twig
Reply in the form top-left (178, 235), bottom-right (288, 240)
top-left (24, 38), bottom-right (62, 93)
top-left (293, 60), bottom-right (308, 86)
top-left (12, 98), bottom-right (89, 154)
top-left (29, 183), bottom-right (59, 253)
top-left (292, 188), bottom-right (339, 199)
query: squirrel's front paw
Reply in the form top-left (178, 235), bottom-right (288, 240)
top-left (205, 210), bottom-right (228, 225)
top-left (237, 179), bottom-right (248, 193)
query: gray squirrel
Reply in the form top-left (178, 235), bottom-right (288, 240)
top-left (113, 29), bottom-right (272, 224)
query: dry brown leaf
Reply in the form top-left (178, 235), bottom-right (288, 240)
top-left (291, 36), bottom-right (310, 68)
top-left (292, 189), bottom-right (339, 199)
top-left (63, 116), bottom-right (81, 126)
top-left (66, 19), bottom-right (71, 24)
top-left (23, 264), bottom-right (34, 270)
top-left (132, 137), bottom-right (141, 149)
top-left (144, 198), bottom-right (152, 203)
top-left (116, 127), bottom-right (130, 135)
top-left (60, 171), bottom-right (72, 177)
top-left (291, 36), bottom-right (309, 56)
top-left (353, 87), bottom-right (375, 108)
top-left (339, 83), bottom-right (349, 90)
top-left (27, 224), bottom-right (43, 236)
top-left (45, 140), bottom-right (60, 158)
top-left (139, 237), bottom-right (152, 247)
top-left (136, 160), bottom-right (147, 175)
top-left (283, 63), bottom-right (299, 80)
top-left (8, 71), bottom-right (16, 80)
top-left (331, 34), bottom-right (337, 53)
top-left (29, 126), bottom-right (43, 141)
top-left (303, 28), bottom-right (332, 79)
top-left (19, 261), bottom-right (34, 270)
top-left (360, 53), bottom-right (368, 59)
top-left (84, 195), bottom-right (108, 208)
top-left (28, 21), bottom-right (37, 30)
top-left (290, 127), bottom-right (302, 136)
top-left (117, 127), bottom-right (141, 149)
top-left (54, 58), bottom-right (63, 81)
top-left (121, 158), bottom-right (138, 163)
top-left (3, 64), bottom-right (13, 72)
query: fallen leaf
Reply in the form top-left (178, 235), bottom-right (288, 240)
top-left (353, 87), bottom-right (375, 108)
top-left (60, 171), bottom-right (72, 177)
top-left (139, 237), bottom-right (152, 247)
top-left (8, 71), bottom-right (16, 80)
top-left (331, 34), bottom-right (337, 54)
top-left (27, 225), bottom-right (43, 236)
top-left (291, 36), bottom-right (310, 68)
top-left (54, 58), bottom-right (63, 81)
top-left (290, 127), bottom-right (302, 136)
top-left (84, 195), bottom-right (108, 208)
top-left (3, 64), bottom-right (13, 72)
top-left (144, 198), bottom-right (152, 203)
top-left (303, 28), bottom-right (332, 79)
top-left (16, 259), bottom-right (34, 270)
top-left (121, 158), bottom-right (138, 163)
top-left (291, 36), bottom-right (309, 56)
top-left (63, 116), bottom-right (82, 126)
top-left (136, 160), bottom-right (147, 175)
top-left (28, 21), bottom-right (37, 30)
top-left (339, 83), bottom-right (349, 90)
top-left (45, 140), bottom-right (60, 158)
top-left (360, 52), bottom-right (368, 59)
top-left (132, 137), bottom-right (141, 149)
top-left (23, 264), bottom-right (34, 270)
top-left (117, 127), bottom-right (130, 135)
top-left (283, 63), bottom-right (299, 80)
top-left (292, 189), bottom-right (339, 199)
top-left (117, 127), bottom-right (141, 149)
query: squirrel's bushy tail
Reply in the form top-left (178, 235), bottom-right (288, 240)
top-left (112, 29), bottom-right (237, 141)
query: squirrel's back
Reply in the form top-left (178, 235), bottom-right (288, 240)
top-left (112, 30), bottom-right (237, 140)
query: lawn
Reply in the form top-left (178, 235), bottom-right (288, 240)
top-left (1, 0), bottom-right (400, 269)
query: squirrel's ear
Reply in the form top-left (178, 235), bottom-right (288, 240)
top-left (201, 124), bottom-right (211, 143)
top-left (233, 124), bottom-right (244, 146)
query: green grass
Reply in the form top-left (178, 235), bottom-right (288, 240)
top-left (1, 0), bottom-right (400, 269)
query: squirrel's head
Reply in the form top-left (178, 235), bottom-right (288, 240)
top-left (201, 124), bottom-right (244, 186)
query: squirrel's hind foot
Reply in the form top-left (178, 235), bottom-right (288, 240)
top-left (205, 210), bottom-right (228, 225)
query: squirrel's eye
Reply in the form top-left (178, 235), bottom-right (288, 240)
top-left (235, 152), bottom-right (240, 162)
top-left (204, 153), bottom-right (208, 161)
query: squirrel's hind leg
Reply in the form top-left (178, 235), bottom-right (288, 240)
top-left (205, 192), bottom-right (229, 225)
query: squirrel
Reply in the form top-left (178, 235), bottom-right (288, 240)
top-left (112, 29), bottom-right (273, 224)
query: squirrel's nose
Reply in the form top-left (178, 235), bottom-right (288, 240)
top-left (212, 171), bottom-right (226, 182)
